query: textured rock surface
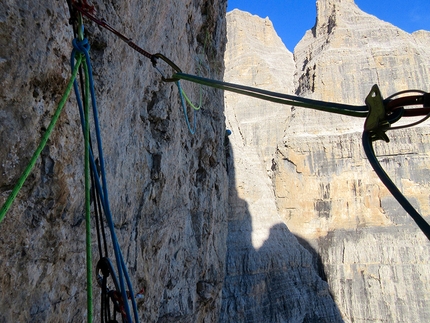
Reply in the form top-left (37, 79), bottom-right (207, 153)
top-left (0, 1), bottom-right (227, 322)
top-left (274, 1), bottom-right (430, 322)
top-left (2, 0), bottom-right (430, 322)
top-left (224, 2), bottom-right (430, 323)
top-left (224, 9), bottom-right (295, 165)
top-left (222, 10), bottom-right (343, 322)
top-left (284, 3), bottom-right (430, 322)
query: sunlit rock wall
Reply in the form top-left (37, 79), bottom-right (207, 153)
top-left (222, 10), bottom-right (343, 323)
top-left (280, 0), bottom-right (430, 321)
top-left (224, 1), bottom-right (430, 322)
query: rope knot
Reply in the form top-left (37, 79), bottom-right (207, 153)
top-left (72, 37), bottom-right (90, 55)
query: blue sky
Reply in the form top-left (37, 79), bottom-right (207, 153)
top-left (227, 0), bottom-right (430, 51)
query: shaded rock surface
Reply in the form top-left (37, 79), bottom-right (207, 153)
top-left (224, 1), bottom-right (430, 323)
top-left (0, 1), bottom-right (227, 322)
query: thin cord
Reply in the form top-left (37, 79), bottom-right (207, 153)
top-left (176, 81), bottom-right (197, 134)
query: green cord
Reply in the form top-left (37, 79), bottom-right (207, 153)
top-left (0, 55), bottom-right (83, 224)
top-left (76, 12), bottom-right (93, 323)
top-left (181, 87), bottom-right (202, 111)
top-left (82, 57), bottom-right (93, 323)
top-left (180, 61), bottom-right (203, 111)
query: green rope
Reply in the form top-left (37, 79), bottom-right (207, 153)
top-left (0, 55), bottom-right (83, 225)
top-left (75, 12), bottom-right (94, 322)
top-left (81, 56), bottom-right (94, 323)
top-left (181, 87), bottom-right (202, 111)
top-left (180, 56), bottom-right (205, 111)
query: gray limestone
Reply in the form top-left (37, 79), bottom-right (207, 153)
top-left (222, 9), bottom-right (343, 323)
top-left (2, 0), bottom-right (430, 322)
top-left (286, 2), bottom-right (430, 321)
top-left (224, 1), bottom-right (430, 323)
top-left (0, 1), bottom-right (227, 322)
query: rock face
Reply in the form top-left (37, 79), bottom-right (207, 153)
top-left (0, 1), bottom-right (227, 322)
top-left (224, 2), bottom-right (430, 323)
top-left (2, 0), bottom-right (430, 322)
top-left (224, 9), bottom-right (295, 160)
top-left (286, 1), bottom-right (430, 322)
top-left (222, 10), bottom-right (343, 323)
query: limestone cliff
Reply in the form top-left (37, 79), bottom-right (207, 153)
top-left (0, 1), bottom-right (227, 322)
top-left (222, 10), bottom-right (343, 323)
top-left (289, 3), bottom-right (430, 322)
top-left (224, 1), bottom-right (430, 323)
top-left (2, 0), bottom-right (430, 322)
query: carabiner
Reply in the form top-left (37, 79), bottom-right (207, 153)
top-left (152, 53), bottom-right (182, 82)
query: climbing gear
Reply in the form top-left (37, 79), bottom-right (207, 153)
top-left (363, 85), bottom-right (430, 240)
top-left (69, 6), bottom-right (95, 319)
top-left (72, 0), bottom-right (154, 62)
top-left (173, 73), bottom-right (369, 117)
top-left (168, 75), bottom-right (430, 240)
top-left (1, 3), bottom-right (430, 323)
top-left (71, 28), bottom-right (141, 322)
top-left (71, 0), bottom-right (201, 135)
top-left (67, 4), bottom-right (142, 321)
top-left (176, 81), bottom-right (197, 134)
top-left (97, 257), bottom-right (144, 322)
top-left (97, 258), bottom-right (120, 322)
top-left (181, 86), bottom-right (202, 111)
top-left (385, 90), bottom-right (430, 128)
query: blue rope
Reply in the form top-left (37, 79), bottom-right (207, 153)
top-left (176, 81), bottom-right (196, 135)
top-left (71, 37), bottom-right (140, 323)
top-left (362, 131), bottom-right (430, 240)
top-left (154, 66), bottom-right (197, 134)
top-left (70, 54), bottom-right (106, 205)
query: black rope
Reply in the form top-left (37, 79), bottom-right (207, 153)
top-left (91, 156), bottom-right (109, 258)
top-left (174, 73), bottom-right (369, 117)
top-left (97, 258), bottom-right (123, 323)
top-left (362, 131), bottom-right (430, 240)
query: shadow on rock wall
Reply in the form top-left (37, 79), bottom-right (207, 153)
top-left (294, 234), bottom-right (328, 284)
top-left (219, 143), bottom-right (343, 323)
